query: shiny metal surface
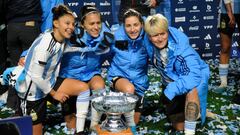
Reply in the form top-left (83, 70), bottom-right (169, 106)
top-left (92, 91), bottom-right (138, 132)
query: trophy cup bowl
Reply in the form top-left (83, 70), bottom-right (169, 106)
top-left (92, 91), bottom-right (138, 132)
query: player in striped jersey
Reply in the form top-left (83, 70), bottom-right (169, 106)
top-left (0, 5), bottom-right (91, 135)
top-left (8, 5), bottom-right (113, 135)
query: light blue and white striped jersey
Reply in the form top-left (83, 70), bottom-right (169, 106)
top-left (220, 0), bottom-right (240, 14)
top-left (18, 32), bottom-right (65, 101)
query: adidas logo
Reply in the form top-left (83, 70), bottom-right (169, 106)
top-left (232, 41), bottom-right (239, 47)
top-left (204, 34), bottom-right (212, 40)
top-left (178, 26), bottom-right (184, 32)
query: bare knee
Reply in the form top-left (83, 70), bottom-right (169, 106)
top-left (89, 76), bottom-right (105, 90)
top-left (90, 82), bottom-right (105, 90)
top-left (115, 79), bottom-right (135, 94)
top-left (124, 84), bottom-right (135, 94)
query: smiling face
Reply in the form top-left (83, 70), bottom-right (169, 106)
top-left (144, 14), bottom-right (169, 49)
top-left (149, 29), bottom-right (168, 49)
top-left (53, 14), bottom-right (75, 42)
top-left (81, 13), bottom-right (101, 38)
top-left (124, 16), bottom-right (143, 40)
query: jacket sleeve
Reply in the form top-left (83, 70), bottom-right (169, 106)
top-left (164, 49), bottom-right (202, 100)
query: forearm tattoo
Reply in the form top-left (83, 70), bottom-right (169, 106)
top-left (185, 102), bottom-right (199, 121)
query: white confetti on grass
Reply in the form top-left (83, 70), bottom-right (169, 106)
top-left (0, 59), bottom-right (240, 134)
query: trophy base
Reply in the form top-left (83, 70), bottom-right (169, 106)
top-left (95, 125), bottom-right (133, 135)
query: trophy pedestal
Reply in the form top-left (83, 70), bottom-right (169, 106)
top-left (95, 125), bottom-right (133, 135)
top-left (92, 91), bottom-right (138, 135)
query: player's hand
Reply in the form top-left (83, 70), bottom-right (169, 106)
top-left (18, 57), bottom-right (26, 66)
top-left (227, 12), bottom-right (235, 28)
top-left (52, 91), bottom-right (69, 103)
top-left (149, 0), bottom-right (157, 7)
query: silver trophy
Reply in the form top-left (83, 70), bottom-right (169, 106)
top-left (92, 91), bottom-right (138, 132)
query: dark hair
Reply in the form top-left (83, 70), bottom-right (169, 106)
top-left (52, 4), bottom-right (74, 21)
top-left (123, 8), bottom-right (143, 24)
top-left (78, 5), bottom-right (100, 24)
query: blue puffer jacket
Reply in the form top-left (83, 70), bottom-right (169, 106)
top-left (59, 23), bottom-right (112, 81)
top-left (144, 27), bottom-right (210, 124)
top-left (107, 25), bottom-right (149, 96)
